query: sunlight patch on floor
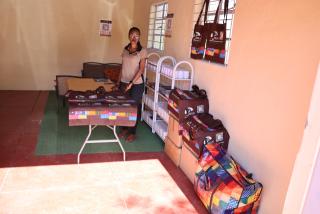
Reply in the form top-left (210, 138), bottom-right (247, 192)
top-left (0, 159), bottom-right (198, 213)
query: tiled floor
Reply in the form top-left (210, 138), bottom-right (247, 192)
top-left (0, 91), bottom-right (207, 214)
top-left (0, 160), bottom-right (199, 213)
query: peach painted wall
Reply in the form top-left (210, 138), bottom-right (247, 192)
top-left (0, 0), bottom-right (134, 90)
top-left (134, 0), bottom-right (320, 213)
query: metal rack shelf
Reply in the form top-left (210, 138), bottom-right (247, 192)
top-left (141, 52), bottom-right (194, 141)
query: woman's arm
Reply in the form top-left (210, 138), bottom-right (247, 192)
top-left (131, 58), bottom-right (146, 84)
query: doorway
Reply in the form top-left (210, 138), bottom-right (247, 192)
top-left (283, 62), bottom-right (320, 213)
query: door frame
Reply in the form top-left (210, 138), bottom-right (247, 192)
top-left (283, 62), bottom-right (320, 213)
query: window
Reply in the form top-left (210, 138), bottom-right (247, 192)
top-left (147, 2), bottom-right (168, 51)
top-left (193, 0), bottom-right (236, 64)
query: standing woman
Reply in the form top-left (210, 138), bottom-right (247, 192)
top-left (116, 27), bottom-right (147, 142)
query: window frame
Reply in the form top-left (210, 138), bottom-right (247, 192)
top-left (147, 1), bottom-right (168, 51)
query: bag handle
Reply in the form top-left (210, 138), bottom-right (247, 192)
top-left (213, 0), bottom-right (229, 24)
top-left (228, 157), bottom-right (257, 185)
top-left (223, 0), bottom-right (229, 24)
top-left (194, 0), bottom-right (210, 31)
top-left (197, 167), bottom-right (221, 192)
top-left (213, 0), bottom-right (223, 24)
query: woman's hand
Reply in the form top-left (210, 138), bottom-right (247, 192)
top-left (125, 82), bottom-right (133, 92)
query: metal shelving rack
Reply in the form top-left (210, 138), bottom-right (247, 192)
top-left (141, 52), bottom-right (161, 132)
top-left (152, 56), bottom-right (176, 140)
top-left (142, 53), bottom-right (194, 141)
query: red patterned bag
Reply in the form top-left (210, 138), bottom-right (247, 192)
top-left (180, 113), bottom-right (229, 157)
top-left (191, 0), bottom-right (210, 59)
top-left (204, 0), bottom-right (229, 64)
top-left (168, 88), bottom-right (209, 123)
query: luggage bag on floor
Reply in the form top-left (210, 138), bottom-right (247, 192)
top-left (195, 143), bottom-right (263, 214)
top-left (180, 113), bottom-right (229, 157)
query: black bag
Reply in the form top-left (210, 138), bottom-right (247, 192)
top-left (180, 113), bottom-right (229, 157)
top-left (82, 62), bottom-right (106, 79)
top-left (190, 0), bottom-right (210, 59)
top-left (204, 0), bottom-right (229, 64)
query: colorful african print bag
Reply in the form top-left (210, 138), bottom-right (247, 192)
top-left (195, 143), bottom-right (263, 213)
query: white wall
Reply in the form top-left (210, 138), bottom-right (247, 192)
top-left (0, 0), bottom-right (135, 90)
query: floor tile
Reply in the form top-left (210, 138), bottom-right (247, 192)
top-left (0, 184), bottom-right (125, 214)
top-left (0, 91), bottom-right (40, 108)
top-left (1, 163), bottom-right (117, 192)
top-left (0, 168), bottom-right (9, 192)
top-left (0, 131), bottom-right (21, 143)
top-left (118, 161), bottom-right (198, 214)
top-left (110, 159), bottom-right (169, 181)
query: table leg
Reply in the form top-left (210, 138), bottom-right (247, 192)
top-left (110, 126), bottom-right (126, 161)
top-left (77, 125), bottom-right (126, 164)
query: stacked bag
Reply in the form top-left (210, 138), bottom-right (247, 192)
top-left (167, 85), bottom-right (263, 213)
top-left (168, 85), bottom-right (209, 122)
top-left (196, 144), bottom-right (263, 213)
top-left (180, 113), bottom-right (229, 157)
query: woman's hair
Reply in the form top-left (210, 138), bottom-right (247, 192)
top-left (128, 27), bottom-right (141, 37)
top-left (125, 27), bottom-right (142, 52)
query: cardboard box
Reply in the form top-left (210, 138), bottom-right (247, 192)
top-left (180, 141), bottom-right (199, 183)
top-left (167, 113), bottom-right (183, 147)
top-left (164, 137), bottom-right (182, 167)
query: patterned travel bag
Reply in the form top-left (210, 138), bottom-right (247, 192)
top-left (195, 143), bottom-right (263, 214)
top-left (168, 87), bottom-right (209, 123)
top-left (180, 113), bottom-right (229, 157)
